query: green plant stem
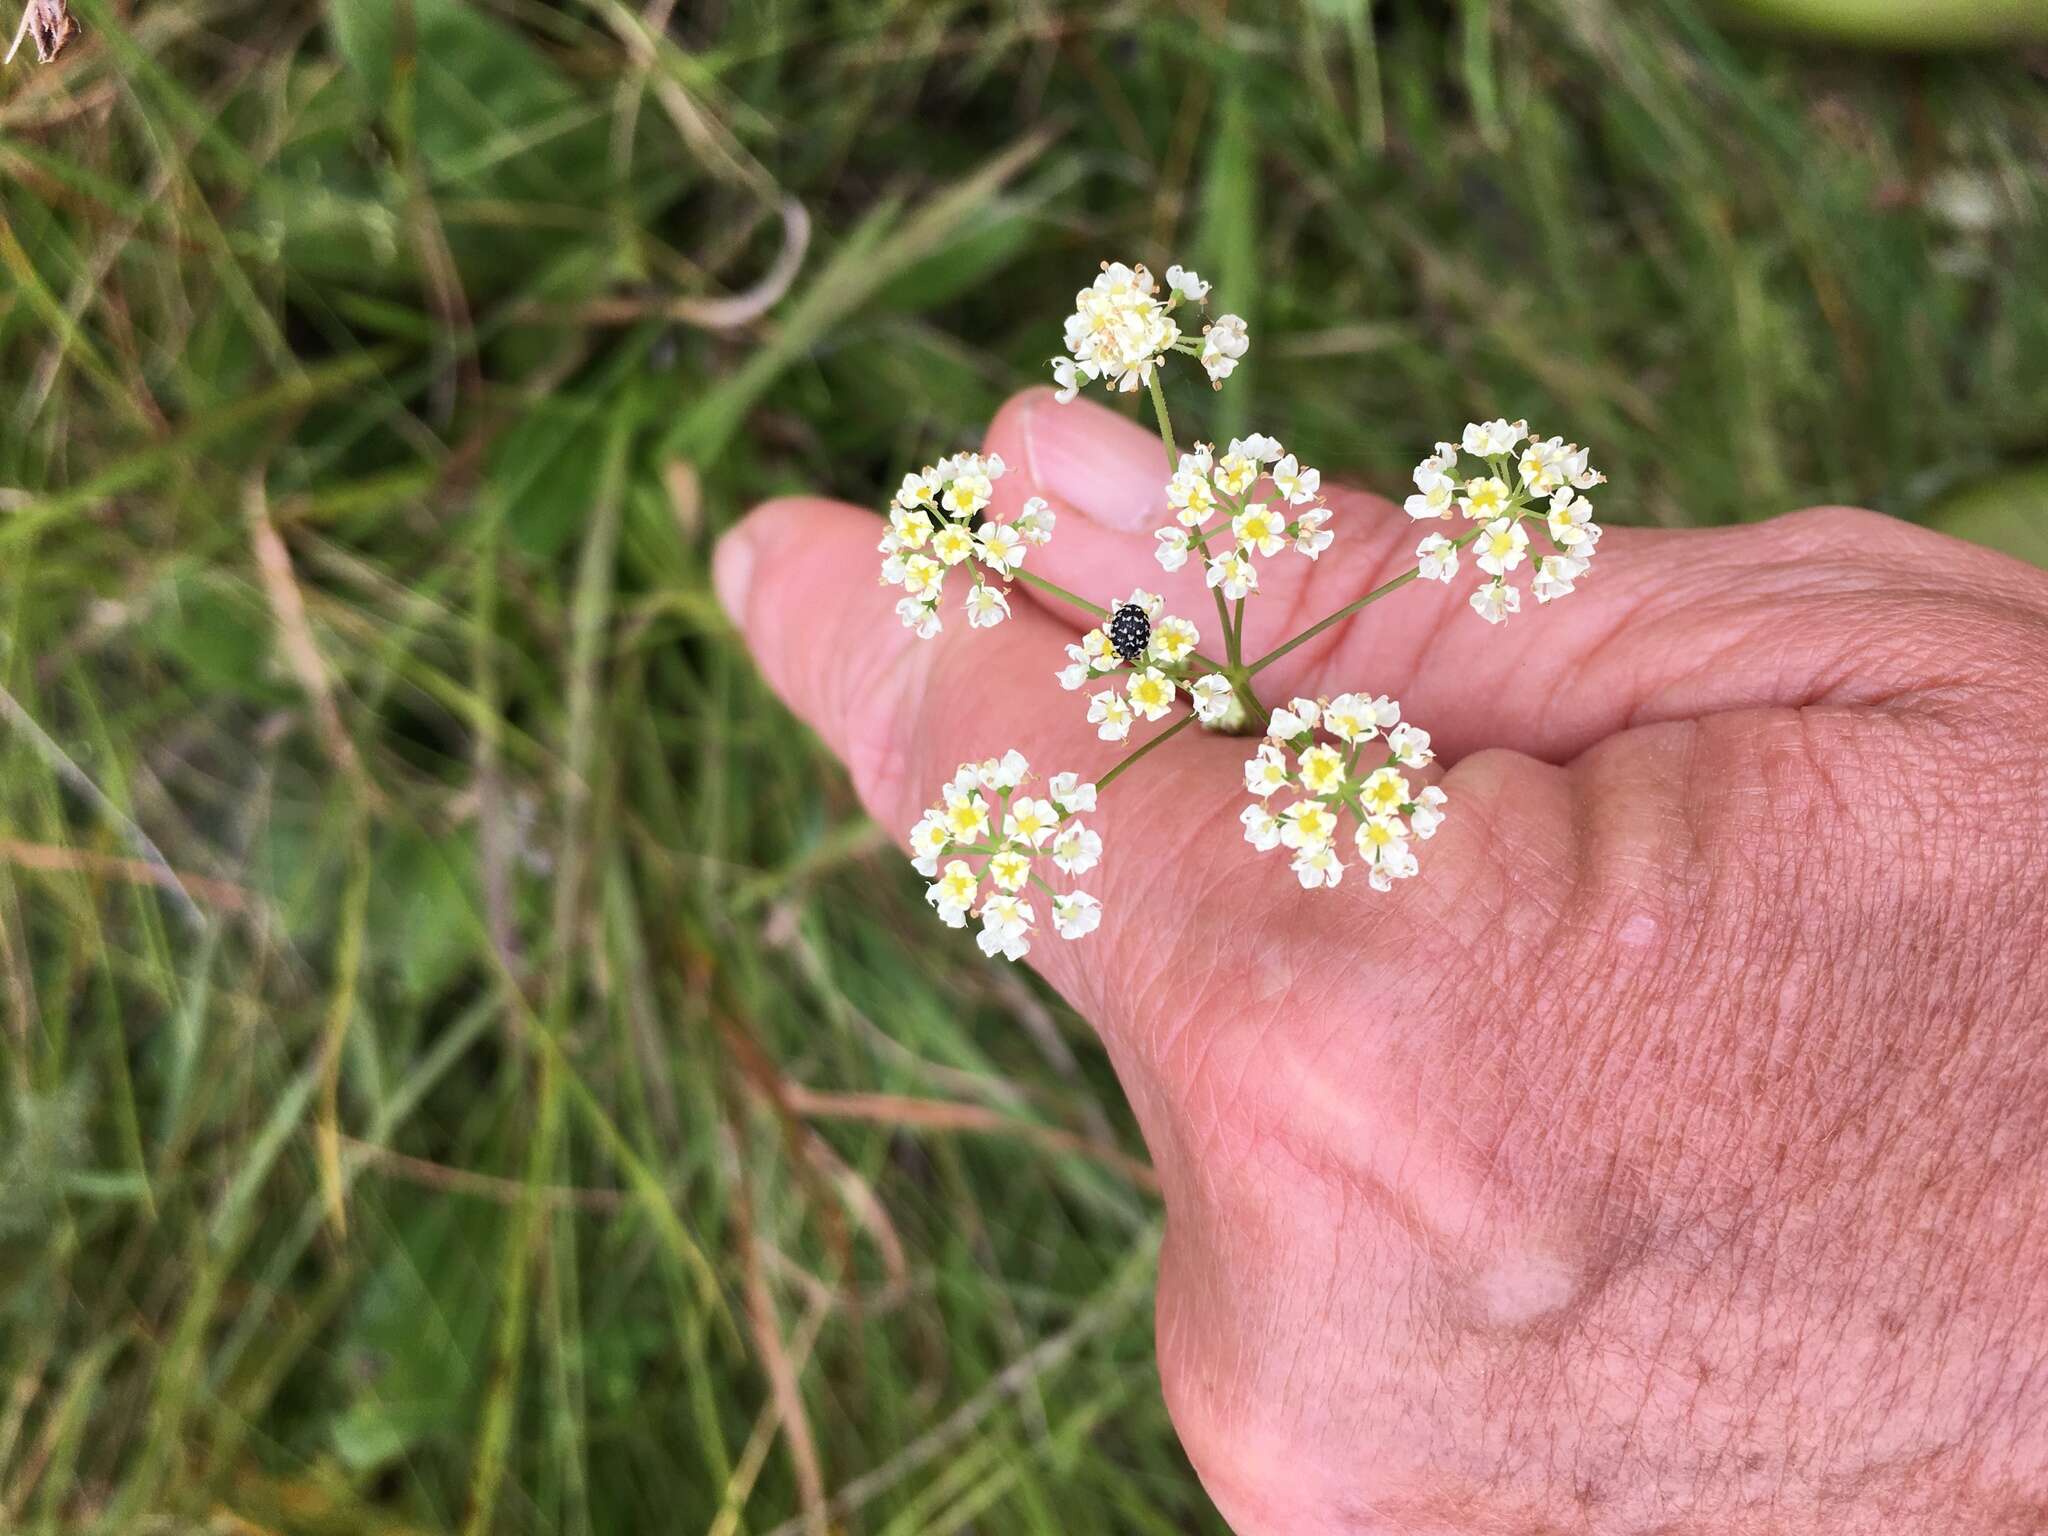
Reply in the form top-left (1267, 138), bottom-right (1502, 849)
top-left (1015, 569), bottom-right (1106, 619)
top-left (1096, 712), bottom-right (1196, 791)
top-left (1145, 371), bottom-right (1178, 465)
top-left (1245, 527), bottom-right (1485, 678)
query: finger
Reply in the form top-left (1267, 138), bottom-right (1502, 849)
top-left (984, 389), bottom-right (2048, 762)
top-left (714, 493), bottom-right (1250, 1040)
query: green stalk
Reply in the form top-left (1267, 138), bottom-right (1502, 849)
top-left (1245, 526), bottom-right (1485, 678)
top-left (1096, 712), bottom-right (1196, 791)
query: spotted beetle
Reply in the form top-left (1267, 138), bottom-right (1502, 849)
top-left (1107, 603), bottom-right (1151, 663)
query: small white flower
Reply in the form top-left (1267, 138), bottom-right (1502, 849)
top-left (1546, 487), bottom-right (1597, 549)
top-left (1050, 356), bottom-right (1081, 403)
top-left (1153, 526), bottom-right (1192, 572)
top-left (1244, 743), bottom-right (1291, 798)
top-left (1474, 517), bottom-right (1530, 577)
top-left (1267, 697), bottom-right (1320, 739)
top-left (974, 522), bottom-right (1025, 577)
top-left (977, 750), bottom-right (1030, 791)
top-left (1190, 673), bottom-right (1233, 724)
top-left (929, 523), bottom-right (976, 567)
top-left (1167, 467), bottom-right (1218, 525)
top-left (1319, 693), bottom-right (1379, 744)
top-left (1201, 314), bottom-right (1250, 384)
top-left (941, 469), bottom-right (995, 519)
top-left (1461, 418), bottom-right (1528, 457)
top-left (1358, 766), bottom-right (1412, 817)
top-left (1531, 555), bottom-right (1582, 604)
top-left (1470, 580), bottom-right (1521, 625)
top-left (1150, 615), bottom-right (1200, 664)
top-left (1518, 435), bottom-right (1569, 496)
top-left (1015, 496), bottom-right (1057, 546)
top-left (896, 596), bottom-right (942, 638)
top-left (1297, 743), bottom-right (1346, 796)
top-left (1459, 477), bottom-right (1511, 523)
top-left (1410, 785), bottom-right (1448, 840)
top-left (1231, 502), bottom-right (1287, 558)
top-left (1117, 586), bottom-right (1167, 621)
top-left (1415, 532), bottom-right (1458, 582)
top-left (1387, 722), bottom-right (1434, 769)
top-left (1051, 890), bottom-right (1102, 939)
top-left (1164, 264), bottom-right (1210, 302)
top-left (1213, 450), bottom-right (1260, 497)
top-left (942, 784), bottom-right (991, 843)
top-left (889, 506), bottom-right (933, 548)
top-left (1048, 772), bottom-right (1096, 815)
top-left (1292, 507), bottom-right (1335, 559)
top-left (1232, 433), bottom-right (1283, 463)
top-left (1240, 802), bottom-right (1283, 851)
top-left (1052, 823), bottom-right (1102, 875)
top-left (988, 846), bottom-right (1032, 892)
top-left (1271, 454), bottom-right (1321, 506)
top-left (909, 813), bottom-right (950, 876)
top-left (1279, 799), bottom-right (1339, 852)
top-left (1088, 689), bottom-right (1134, 741)
top-left (895, 471), bottom-right (938, 510)
top-left (1292, 844), bottom-right (1344, 889)
top-left (963, 582), bottom-right (1011, 628)
top-left (1205, 552), bottom-right (1258, 600)
top-left (1056, 644), bottom-right (1092, 691)
top-left (1560, 442), bottom-right (1604, 490)
top-left (1126, 667), bottom-right (1177, 721)
top-left (900, 554), bottom-right (944, 600)
top-left (926, 859), bottom-right (979, 927)
top-left (1355, 815), bottom-right (1418, 892)
top-left (1404, 447), bottom-right (1458, 520)
top-left (976, 894), bottom-right (1034, 961)
top-left (1005, 795), bottom-right (1059, 848)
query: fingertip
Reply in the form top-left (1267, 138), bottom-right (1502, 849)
top-left (986, 388), bottom-right (1170, 534)
top-left (712, 521), bottom-right (758, 627)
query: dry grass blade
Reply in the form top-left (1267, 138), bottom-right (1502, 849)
top-left (0, 838), bottom-right (254, 914)
top-left (782, 1084), bottom-right (1160, 1192)
top-left (243, 476), bottom-right (378, 806)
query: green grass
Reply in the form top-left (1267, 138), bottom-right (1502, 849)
top-left (1, 1), bottom-right (2045, 1530)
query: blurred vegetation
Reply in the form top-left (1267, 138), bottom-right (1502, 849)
top-left (0, 0), bottom-right (2044, 1530)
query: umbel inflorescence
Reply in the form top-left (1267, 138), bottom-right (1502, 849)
top-left (876, 260), bottom-right (1604, 961)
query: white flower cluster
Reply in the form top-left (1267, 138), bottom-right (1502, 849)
top-left (1053, 587), bottom-right (1233, 738)
top-left (879, 451), bottom-right (1056, 639)
top-left (1151, 434), bottom-right (1333, 600)
top-left (1403, 418), bottom-right (1605, 625)
top-left (1239, 694), bottom-right (1447, 892)
top-left (1050, 261), bottom-right (1249, 399)
top-left (908, 753), bottom-right (1104, 960)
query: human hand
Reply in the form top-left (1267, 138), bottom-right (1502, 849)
top-left (715, 388), bottom-right (2048, 1534)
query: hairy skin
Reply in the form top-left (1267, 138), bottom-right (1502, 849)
top-left (715, 388), bottom-right (2048, 1534)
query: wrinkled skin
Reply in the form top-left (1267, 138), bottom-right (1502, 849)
top-left (715, 389), bottom-right (2048, 1535)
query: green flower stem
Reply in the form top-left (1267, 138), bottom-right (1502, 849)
top-left (1145, 371), bottom-right (1178, 466)
top-left (1244, 527), bottom-right (1485, 678)
top-left (1096, 711), bottom-right (1196, 791)
top-left (1014, 568), bottom-right (1106, 619)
